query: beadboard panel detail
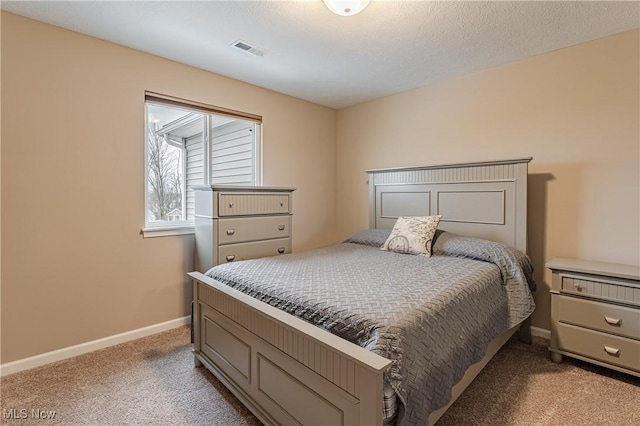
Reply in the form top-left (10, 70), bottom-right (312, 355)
top-left (218, 193), bottom-right (290, 216)
top-left (560, 274), bottom-right (640, 306)
top-left (370, 162), bottom-right (524, 186)
top-left (198, 282), bottom-right (359, 396)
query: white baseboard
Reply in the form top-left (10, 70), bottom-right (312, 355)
top-left (530, 326), bottom-right (551, 340)
top-left (0, 316), bottom-right (190, 377)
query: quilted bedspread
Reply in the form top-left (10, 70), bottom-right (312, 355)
top-left (205, 230), bottom-right (536, 425)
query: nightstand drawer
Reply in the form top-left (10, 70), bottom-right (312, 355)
top-left (560, 273), bottom-right (640, 306)
top-left (218, 216), bottom-right (291, 245)
top-left (557, 295), bottom-right (640, 340)
top-left (219, 193), bottom-right (290, 216)
top-left (218, 238), bottom-right (290, 264)
top-left (556, 322), bottom-right (640, 373)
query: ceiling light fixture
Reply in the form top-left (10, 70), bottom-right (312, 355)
top-left (322, 0), bottom-right (371, 16)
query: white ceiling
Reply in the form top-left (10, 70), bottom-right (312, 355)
top-left (3, 1), bottom-right (639, 109)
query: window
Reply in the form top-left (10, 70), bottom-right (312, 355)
top-left (143, 93), bottom-right (262, 236)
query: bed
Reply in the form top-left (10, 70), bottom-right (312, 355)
top-left (189, 157), bottom-right (534, 425)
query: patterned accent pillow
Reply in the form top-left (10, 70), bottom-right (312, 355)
top-left (381, 216), bottom-right (442, 257)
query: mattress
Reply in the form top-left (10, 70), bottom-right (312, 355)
top-left (205, 229), bottom-right (536, 425)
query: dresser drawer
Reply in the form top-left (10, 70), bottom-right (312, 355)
top-left (556, 322), bottom-right (640, 373)
top-left (218, 238), bottom-right (290, 264)
top-left (557, 295), bottom-right (640, 340)
top-left (218, 216), bottom-right (291, 245)
top-left (218, 193), bottom-right (290, 216)
top-left (560, 273), bottom-right (640, 306)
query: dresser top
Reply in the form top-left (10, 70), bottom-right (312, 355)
top-left (546, 257), bottom-right (640, 281)
top-left (192, 185), bottom-right (296, 192)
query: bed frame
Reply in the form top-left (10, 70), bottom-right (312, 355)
top-left (189, 157), bottom-right (533, 425)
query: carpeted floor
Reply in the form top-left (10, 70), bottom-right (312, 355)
top-left (1, 326), bottom-right (638, 425)
top-left (437, 335), bottom-right (639, 425)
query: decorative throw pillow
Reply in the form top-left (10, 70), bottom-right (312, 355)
top-left (381, 216), bottom-right (442, 257)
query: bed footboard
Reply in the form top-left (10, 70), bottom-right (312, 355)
top-left (189, 272), bottom-right (392, 426)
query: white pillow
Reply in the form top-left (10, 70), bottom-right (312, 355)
top-left (381, 216), bottom-right (442, 257)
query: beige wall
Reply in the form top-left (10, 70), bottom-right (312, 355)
top-left (2, 11), bottom-right (638, 363)
top-left (336, 29), bottom-right (640, 331)
top-left (1, 12), bottom-right (337, 363)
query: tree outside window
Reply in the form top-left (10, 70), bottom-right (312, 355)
top-left (147, 121), bottom-right (183, 221)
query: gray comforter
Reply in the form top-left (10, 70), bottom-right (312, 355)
top-left (205, 229), bottom-right (536, 425)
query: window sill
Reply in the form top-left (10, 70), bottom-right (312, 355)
top-left (141, 225), bottom-right (195, 238)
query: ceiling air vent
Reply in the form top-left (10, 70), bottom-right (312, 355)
top-left (231, 40), bottom-right (266, 57)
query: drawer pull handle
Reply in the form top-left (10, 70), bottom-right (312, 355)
top-left (226, 229), bottom-right (236, 236)
top-left (604, 316), bottom-right (622, 326)
top-left (574, 283), bottom-right (583, 291)
top-left (603, 346), bottom-right (620, 357)
top-left (277, 247), bottom-right (286, 254)
top-left (228, 202), bottom-right (234, 208)
top-left (280, 202), bottom-right (284, 207)
top-left (278, 225), bottom-right (285, 231)
top-left (226, 255), bottom-right (236, 262)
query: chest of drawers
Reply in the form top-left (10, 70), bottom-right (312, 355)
top-left (194, 186), bottom-right (295, 273)
top-left (547, 258), bottom-right (640, 377)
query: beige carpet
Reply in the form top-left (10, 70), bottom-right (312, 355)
top-left (1, 326), bottom-right (638, 425)
top-left (437, 336), bottom-right (639, 425)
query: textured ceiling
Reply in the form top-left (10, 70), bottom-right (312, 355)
top-left (2, 1), bottom-right (639, 109)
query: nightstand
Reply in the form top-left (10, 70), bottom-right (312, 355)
top-left (547, 257), bottom-right (639, 377)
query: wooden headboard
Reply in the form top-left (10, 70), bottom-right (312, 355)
top-left (367, 158), bottom-right (531, 253)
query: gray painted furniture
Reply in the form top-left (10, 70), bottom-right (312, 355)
top-left (193, 186), bottom-right (295, 273)
top-left (189, 158), bottom-right (533, 425)
top-left (547, 258), bottom-right (640, 377)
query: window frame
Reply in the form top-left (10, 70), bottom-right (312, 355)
top-left (142, 92), bottom-right (262, 238)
